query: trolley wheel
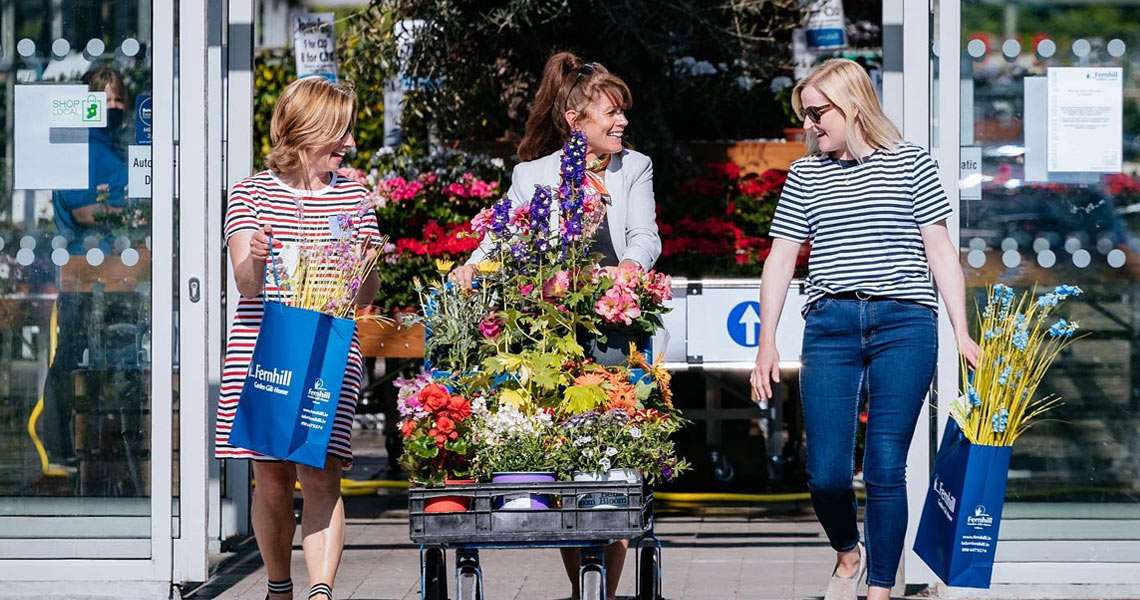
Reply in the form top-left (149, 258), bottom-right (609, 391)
top-left (637, 545), bottom-right (661, 600)
top-left (456, 550), bottom-right (482, 600)
top-left (422, 547), bottom-right (447, 600)
top-left (580, 564), bottom-right (604, 600)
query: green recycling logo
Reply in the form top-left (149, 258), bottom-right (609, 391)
top-left (82, 94), bottom-right (104, 122)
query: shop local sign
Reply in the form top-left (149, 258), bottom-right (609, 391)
top-left (49, 91), bottom-right (107, 127)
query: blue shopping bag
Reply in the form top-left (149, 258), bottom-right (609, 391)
top-left (228, 237), bottom-right (357, 468)
top-left (914, 419), bottom-right (1013, 589)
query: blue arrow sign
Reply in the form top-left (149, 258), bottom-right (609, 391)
top-left (726, 301), bottom-right (762, 347)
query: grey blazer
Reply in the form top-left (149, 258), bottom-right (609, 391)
top-left (467, 148), bottom-right (662, 269)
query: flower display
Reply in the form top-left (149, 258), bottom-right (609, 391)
top-left (397, 374), bottom-right (479, 486)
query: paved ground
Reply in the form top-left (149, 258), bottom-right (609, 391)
top-left (182, 488), bottom-right (890, 600)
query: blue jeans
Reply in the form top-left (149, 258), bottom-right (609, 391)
top-left (800, 297), bottom-right (938, 588)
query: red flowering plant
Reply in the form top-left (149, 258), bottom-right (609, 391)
top-left (340, 149), bottom-right (507, 314)
top-left (396, 375), bottom-right (479, 486)
top-left (656, 161), bottom-right (808, 277)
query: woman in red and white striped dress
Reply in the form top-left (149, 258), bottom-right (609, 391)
top-left (215, 77), bottom-right (379, 600)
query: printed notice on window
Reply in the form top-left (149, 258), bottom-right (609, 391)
top-left (1047, 67), bottom-right (1123, 173)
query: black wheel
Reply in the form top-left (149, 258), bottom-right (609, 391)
top-left (638, 545), bottom-right (661, 600)
top-left (423, 547), bottom-right (447, 600)
top-left (580, 565), bottom-right (604, 600)
top-left (456, 551), bottom-right (481, 600)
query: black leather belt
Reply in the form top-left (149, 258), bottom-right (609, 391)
top-left (822, 291), bottom-right (889, 301)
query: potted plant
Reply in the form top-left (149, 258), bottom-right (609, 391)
top-left (468, 402), bottom-right (562, 510)
top-left (396, 379), bottom-right (478, 511)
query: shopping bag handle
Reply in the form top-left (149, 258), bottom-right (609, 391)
top-left (265, 231), bottom-right (283, 303)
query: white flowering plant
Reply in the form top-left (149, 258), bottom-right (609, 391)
top-left (951, 284), bottom-right (1082, 446)
top-left (467, 401), bottom-right (566, 477)
top-left (558, 409), bottom-right (690, 485)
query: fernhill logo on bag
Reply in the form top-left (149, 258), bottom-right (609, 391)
top-left (932, 475), bottom-right (957, 520)
top-left (250, 363), bottom-right (294, 396)
top-left (967, 505), bottom-right (994, 528)
top-left (308, 378), bottom-right (332, 403)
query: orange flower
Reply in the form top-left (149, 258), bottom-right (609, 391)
top-left (606, 383), bottom-right (638, 415)
top-left (574, 372), bottom-right (607, 388)
top-left (419, 384), bottom-right (451, 413)
top-left (400, 420), bottom-right (417, 438)
top-left (429, 415), bottom-right (458, 447)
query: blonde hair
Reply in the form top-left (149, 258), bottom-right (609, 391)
top-left (792, 58), bottom-right (902, 160)
top-left (265, 77), bottom-right (356, 182)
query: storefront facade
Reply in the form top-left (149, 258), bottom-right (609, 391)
top-left (0, 1), bottom-right (1134, 597)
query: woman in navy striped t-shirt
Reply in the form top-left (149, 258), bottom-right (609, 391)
top-left (750, 59), bottom-right (979, 600)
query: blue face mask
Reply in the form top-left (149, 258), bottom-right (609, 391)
top-left (106, 108), bottom-right (124, 131)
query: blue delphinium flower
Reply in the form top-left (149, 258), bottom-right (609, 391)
top-left (967, 385), bottom-right (981, 406)
top-left (1012, 313), bottom-right (1029, 351)
top-left (560, 131), bottom-right (587, 189)
top-left (992, 408), bottom-right (1009, 433)
top-left (1048, 318), bottom-right (1078, 338)
top-left (491, 195), bottom-right (512, 234)
top-left (998, 365), bottom-right (1012, 386)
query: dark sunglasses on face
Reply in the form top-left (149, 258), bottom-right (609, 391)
top-left (802, 103), bottom-right (835, 123)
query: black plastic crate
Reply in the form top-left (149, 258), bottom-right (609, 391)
top-left (408, 480), bottom-right (652, 544)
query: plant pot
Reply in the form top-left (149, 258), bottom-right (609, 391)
top-left (424, 477), bottom-right (476, 513)
top-left (491, 471), bottom-right (556, 510)
top-left (783, 127), bottom-right (806, 142)
top-left (572, 469), bottom-right (639, 509)
top-left (578, 329), bottom-right (649, 367)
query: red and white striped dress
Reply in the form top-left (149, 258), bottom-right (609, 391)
top-left (214, 170), bottom-right (380, 467)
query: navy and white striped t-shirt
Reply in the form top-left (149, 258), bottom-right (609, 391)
top-left (768, 143), bottom-right (952, 313)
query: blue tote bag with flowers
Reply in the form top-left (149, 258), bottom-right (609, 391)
top-left (228, 242), bottom-right (356, 468)
top-left (913, 419), bottom-right (1013, 589)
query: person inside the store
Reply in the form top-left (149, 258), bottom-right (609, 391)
top-left (450, 51), bottom-right (662, 600)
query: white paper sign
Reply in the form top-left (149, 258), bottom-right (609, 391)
top-left (48, 91), bottom-right (107, 127)
top-left (292, 13), bottom-right (337, 81)
top-left (803, 0), bottom-right (847, 49)
top-left (960, 146), bottom-right (982, 200)
top-left (128, 145), bottom-right (152, 198)
top-left (14, 85), bottom-right (90, 190)
top-left (1047, 67), bottom-right (1123, 173)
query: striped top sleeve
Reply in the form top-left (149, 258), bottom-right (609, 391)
top-left (224, 182), bottom-right (260, 241)
top-left (911, 150), bottom-right (953, 226)
top-left (768, 166), bottom-right (810, 243)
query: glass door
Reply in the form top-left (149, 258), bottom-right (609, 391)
top-left (0, 0), bottom-right (174, 579)
top-left (939, 0), bottom-right (1140, 582)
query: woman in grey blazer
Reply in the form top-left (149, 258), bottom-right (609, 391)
top-left (452, 52), bottom-right (660, 286)
top-left (451, 51), bottom-right (660, 600)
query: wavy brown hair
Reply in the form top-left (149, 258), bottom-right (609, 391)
top-left (265, 77), bottom-right (356, 183)
top-left (517, 52), bottom-right (632, 161)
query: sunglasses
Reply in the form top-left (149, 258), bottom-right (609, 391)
top-left (802, 103), bottom-right (835, 123)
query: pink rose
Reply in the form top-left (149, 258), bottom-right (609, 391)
top-left (479, 313), bottom-right (504, 340)
top-left (471, 207), bottom-right (496, 234)
top-left (595, 287), bottom-right (642, 325)
top-left (542, 270), bottom-right (572, 299)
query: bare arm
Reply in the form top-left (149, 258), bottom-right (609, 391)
top-left (750, 238), bottom-right (802, 401)
top-left (922, 220), bottom-right (980, 368)
top-left (355, 249), bottom-right (381, 306)
top-left (71, 203), bottom-right (122, 225)
top-left (227, 225), bottom-right (272, 299)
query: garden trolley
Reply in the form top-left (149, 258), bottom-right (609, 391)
top-left (409, 478), bottom-right (662, 600)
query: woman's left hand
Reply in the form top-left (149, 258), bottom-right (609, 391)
top-left (958, 334), bottom-right (981, 369)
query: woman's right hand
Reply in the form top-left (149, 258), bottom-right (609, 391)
top-left (449, 264), bottom-right (477, 290)
top-left (249, 224), bottom-right (273, 262)
top-left (750, 341), bottom-right (781, 402)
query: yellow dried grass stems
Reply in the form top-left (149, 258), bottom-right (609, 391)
top-left (283, 234), bottom-right (389, 320)
top-left (953, 284), bottom-right (1081, 446)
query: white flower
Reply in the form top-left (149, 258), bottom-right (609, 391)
top-left (605, 447), bottom-right (618, 457)
top-left (735, 76), bottom-right (755, 91)
top-left (600, 458), bottom-right (612, 471)
top-left (573, 436), bottom-right (592, 447)
top-left (769, 76), bottom-right (794, 93)
top-left (491, 157), bottom-right (504, 168)
top-left (629, 427), bottom-right (642, 439)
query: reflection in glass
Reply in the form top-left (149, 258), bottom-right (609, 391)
top-left (0, 0), bottom-right (154, 545)
top-left (961, 1), bottom-right (1140, 514)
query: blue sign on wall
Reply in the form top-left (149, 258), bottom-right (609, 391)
top-left (726, 301), bottom-right (762, 347)
top-left (135, 94), bottom-right (152, 146)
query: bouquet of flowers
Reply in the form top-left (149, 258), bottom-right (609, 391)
top-left (950, 283), bottom-right (1082, 445)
